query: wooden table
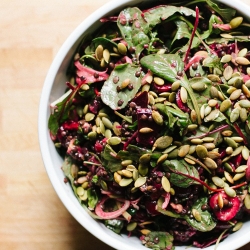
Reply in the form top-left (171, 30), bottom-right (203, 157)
top-left (1, 0), bottom-right (250, 249)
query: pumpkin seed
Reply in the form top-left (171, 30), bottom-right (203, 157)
top-left (122, 169), bottom-right (133, 178)
top-left (203, 157), bottom-right (218, 169)
top-left (100, 180), bottom-right (108, 191)
top-left (171, 81), bottom-right (181, 91)
top-left (102, 117), bottom-right (113, 129)
top-left (134, 176), bottom-right (147, 188)
top-left (210, 86), bottom-right (219, 98)
top-left (139, 127), bottom-right (154, 133)
top-left (204, 109), bottom-right (220, 122)
top-left (220, 54), bottom-right (232, 63)
top-left (244, 194), bottom-right (250, 209)
top-left (114, 172), bottom-right (122, 184)
top-left (223, 65), bottom-right (233, 80)
top-left (204, 105), bottom-right (212, 116)
top-left (224, 186), bottom-right (236, 198)
top-left (233, 172), bottom-right (245, 181)
top-left (85, 112), bottom-right (95, 122)
top-left (77, 176), bottom-right (87, 184)
top-left (226, 146), bottom-right (233, 155)
top-left (107, 136), bottom-right (121, 146)
top-left (187, 124), bottom-right (198, 131)
top-left (230, 89), bottom-right (242, 101)
top-left (224, 162), bottom-right (234, 172)
top-left (153, 136), bottom-right (173, 150)
top-left (103, 49), bottom-right (110, 63)
top-left (235, 56), bottom-right (250, 65)
top-left (157, 154), bottom-right (168, 164)
top-left (207, 151), bottom-right (220, 159)
top-left (196, 145), bottom-right (208, 159)
top-left (161, 176), bottom-right (171, 193)
top-left (242, 146), bottom-right (250, 160)
top-left (239, 99), bottom-right (250, 108)
top-left (155, 97), bottom-right (166, 103)
top-left (220, 33), bottom-right (233, 39)
top-left (76, 186), bottom-right (85, 196)
top-left (207, 74), bottom-right (221, 82)
top-left (235, 165), bottom-right (248, 173)
top-left (242, 84), bottom-right (250, 98)
top-left (132, 169), bottom-right (139, 181)
top-left (180, 86), bottom-right (188, 103)
top-left (152, 110), bottom-right (163, 125)
top-left (169, 92), bottom-right (176, 103)
top-left (163, 145), bottom-right (177, 154)
top-left (154, 77), bottom-right (164, 86)
top-left (192, 209), bottom-right (201, 222)
top-left (221, 130), bottom-right (233, 137)
top-left (202, 137), bottom-right (214, 143)
top-left (121, 160), bottom-right (133, 167)
top-left (148, 95), bottom-right (155, 106)
top-left (139, 153), bottom-right (151, 164)
top-left (113, 121), bottom-right (122, 136)
top-left (142, 84), bottom-right (150, 92)
top-left (224, 171), bottom-right (234, 184)
top-left (208, 99), bottom-right (218, 107)
top-left (191, 138), bottom-right (203, 144)
top-left (140, 229), bottom-right (151, 235)
top-left (191, 82), bottom-right (207, 92)
top-left (88, 131), bottom-right (97, 141)
top-left (126, 222), bottom-right (137, 232)
top-left (95, 45), bottom-right (104, 61)
top-left (224, 137), bottom-right (238, 148)
top-left (232, 222), bottom-right (243, 232)
top-left (230, 108), bottom-right (240, 123)
top-left (218, 90), bottom-right (225, 101)
top-left (231, 145), bottom-right (244, 157)
top-left (231, 136), bottom-right (244, 143)
top-left (119, 178), bottom-right (133, 187)
top-left (212, 176), bottom-right (225, 187)
top-left (230, 16), bottom-right (243, 29)
top-left (217, 193), bottom-right (224, 209)
top-left (240, 108), bottom-right (248, 122)
top-left (117, 42), bottom-right (127, 55)
top-left (138, 164), bottom-right (148, 176)
top-left (178, 145), bottom-right (190, 158)
top-left (190, 110), bottom-right (197, 123)
top-left (167, 148), bottom-right (179, 159)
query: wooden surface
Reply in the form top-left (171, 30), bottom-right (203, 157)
top-left (1, 0), bottom-right (250, 249)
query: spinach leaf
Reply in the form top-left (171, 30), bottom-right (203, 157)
top-left (162, 159), bottom-right (200, 188)
top-left (186, 196), bottom-right (216, 232)
top-left (100, 63), bottom-right (142, 110)
top-left (104, 219), bottom-right (124, 234)
top-left (87, 188), bottom-right (99, 210)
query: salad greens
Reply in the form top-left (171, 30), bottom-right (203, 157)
top-left (49, 0), bottom-right (250, 249)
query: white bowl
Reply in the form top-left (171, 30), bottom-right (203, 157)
top-left (39, 0), bottom-right (250, 249)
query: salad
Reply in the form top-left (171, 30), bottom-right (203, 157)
top-left (48, 0), bottom-right (250, 249)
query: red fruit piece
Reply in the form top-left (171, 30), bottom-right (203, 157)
top-left (209, 192), bottom-right (240, 221)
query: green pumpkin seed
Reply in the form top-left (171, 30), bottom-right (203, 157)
top-left (148, 94), bottom-right (155, 106)
top-left (240, 108), bottom-right (248, 122)
top-left (121, 169), bottom-right (133, 178)
top-left (180, 86), bottom-right (188, 103)
top-left (220, 99), bottom-right (232, 113)
top-left (230, 89), bottom-right (242, 100)
top-left (114, 172), bottom-right (122, 184)
top-left (152, 110), bottom-right (163, 125)
top-left (102, 117), bottom-right (113, 129)
top-left (178, 145), bottom-right (190, 158)
top-left (191, 138), bottom-right (203, 145)
top-left (154, 76), bottom-right (164, 86)
top-left (239, 99), bottom-right (250, 108)
top-left (244, 194), bottom-right (250, 209)
top-left (220, 33), bottom-right (233, 39)
top-left (157, 154), bottom-right (168, 164)
top-left (153, 136), bottom-right (173, 150)
top-left (95, 45), bottom-right (104, 61)
top-left (70, 164), bottom-right (79, 179)
top-left (232, 222), bottom-right (243, 232)
top-left (202, 137), bottom-right (214, 143)
top-left (88, 131), bottom-right (97, 141)
top-left (85, 112), bottom-right (95, 122)
top-left (139, 154), bottom-right (151, 164)
top-left (233, 172), bottom-right (245, 181)
top-left (224, 137), bottom-right (238, 149)
top-left (223, 65), bottom-right (233, 80)
top-left (134, 176), bottom-right (147, 188)
top-left (235, 56), bottom-right (250, 65)
top-left (224, 171), bottom-right (234, 184)
top-left (140, 127), bottom-right (153, 133)
top-left (235, 165), bottom-right (248, 173)
top-left (169, 92), bottom-right (176, 103)
top-left (196, 145), bottom-right (208, 159)
top-left (119, 178), bottom-right (133, 187)
top-left (220, 54), bottom-right (232, 63)
top-left (76, 186), bottom-right (85, 196)
top-left (231, 136), bottom-right (244, 143)
top-left (231, 145), bottom-right (244, 157)
top-left (107, 136), bottom-right (121, 146)
top-left (230, 16), bottom-right (243, 29)
top-left (126, 222), bottom-right (137, 232)
top-left (187, 124), bottom-right (198, 131)
top-left (138, 164), bottom-right (148, 176)
top-left (207, 74), bottom-right (221, 82)
top-left (212, 176), bottom-right (225, 188)
top-left (230, 108), bottom-right (240, 123)
top-left (203, 157), bottom-right (217, 169)
top-left (121, 160), bottom-right (133, 167)
top-left (210, 86), bottom-right (219, 98)
top-left (132, 169), bottom-right (139, 181)
top-left (191, 82), bottom-right (207, 92)
top-left (167, 148), bottom-right (179, 159)
top-left (224, 186), bottom-right (236, 198)
top-left (192, 209), bottom-right (201, 222)
top-left (113, 121), bottom-right (122, 136)
top-left (224, 162), bottom-right (234, 172)
top-left (162, 145), bottom-right (177, 154)
top-left (171, 81), bottom-right (181, 91)
top-left (142, 84), bottom-right (150, 92)
top-left (117, 42), bottom-right (127, 55)
top-left (161, 176), bottom-right (171, 193)
top-left (242, 146), bottom-right (250, 160)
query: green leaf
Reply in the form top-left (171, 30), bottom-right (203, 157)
top-left (104, 219), bottom-right (124, 234)
top-left (141, 230), bottom-right (174, 250)
top-left (205, 0), bottom-right (236, 23)
top-left (156, 197), bottom-right (182, 218)
top-left (186, 196), bottom-right (216, 232)
top-left (100, 63), bottom-right (142, 110)
top-left (162, 159), bottom-right (200, 188)
top-left (140, 54), bottom-right (201, 124)
top-left (117, 7), bottom-right (150, 58)
top-left (144, 5), bottom-right (197, 28)
top-left (87, 188), bottom-right (99, 210)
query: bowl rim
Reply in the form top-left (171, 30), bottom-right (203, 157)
top-left (39, 0), bottom-right (250, 249)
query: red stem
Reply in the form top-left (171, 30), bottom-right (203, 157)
top-left (123, 131), bottom-right (138, 150)
top-left (183, 6), bottom-right (199, 65)
top-left (233, 123), bottom-right (248, 145)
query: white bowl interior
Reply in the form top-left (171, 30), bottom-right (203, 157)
top-left (39, 0), bottom-right (250, 249)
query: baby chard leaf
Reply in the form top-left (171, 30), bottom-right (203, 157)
top-left (162, 159), bottom-right (200, 188)
top-left (140, 54), bottom-right (201, 123)
top-left (186, 197), bottom-right (216, 232)
top-left (100, 63), bottom-right (142, 110)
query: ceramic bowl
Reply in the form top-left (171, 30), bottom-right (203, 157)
top-left (39, 0), bottom-right (250, 249)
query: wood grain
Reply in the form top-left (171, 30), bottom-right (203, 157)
top-left (0, 0), bottom-right (250, 249)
